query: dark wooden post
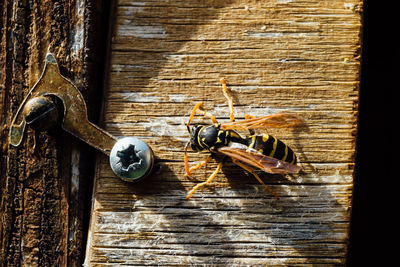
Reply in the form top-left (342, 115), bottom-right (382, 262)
top-left (0, 1), bottom-right (110, 265)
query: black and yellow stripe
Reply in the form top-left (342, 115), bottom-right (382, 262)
top-left (193, 126), bottom-right (297, 165)
top-left (245, 134), bottom-right (297, 164)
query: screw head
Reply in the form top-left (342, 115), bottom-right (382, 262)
top-left (109, 137), bottom-right (154, 182)
top-left (23, 96), bottom-right (59, 132)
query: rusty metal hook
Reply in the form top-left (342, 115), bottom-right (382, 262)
top-left (9, 53), bottom-right (154, 182)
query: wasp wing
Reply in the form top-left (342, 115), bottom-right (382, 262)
top-left (217, 146), bottom-right (301, 174)
top-left (220, 113), bottom-right (305, 131)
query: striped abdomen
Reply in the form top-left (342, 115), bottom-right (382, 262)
top-left (245, 134), bottom-right (297, 164)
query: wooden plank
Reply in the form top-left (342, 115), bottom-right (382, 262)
top-left (0, 1), bottom-right (110, 266)
top-left (86, 0), bottom-right (362, 265)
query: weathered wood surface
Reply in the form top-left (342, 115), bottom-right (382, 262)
top-left (86, 0), bottom-right (362, 265)
top-left (0, 1), bottom-right (109, 266)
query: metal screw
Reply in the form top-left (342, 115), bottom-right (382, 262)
top-left (23, 96), bottom-right (59, 132)
top-left (109, 137), bottom-right (154, 182)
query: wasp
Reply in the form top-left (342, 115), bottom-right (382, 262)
top-left (184, 78), bottom-right (304, 199)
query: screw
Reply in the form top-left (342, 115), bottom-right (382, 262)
top-left (23, 96), bottom-right (59, 132)
top-left (109, 137), bottom-right (154, 182)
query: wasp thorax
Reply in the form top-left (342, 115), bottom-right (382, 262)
top-left (23, 96), bottom-right (59, 132)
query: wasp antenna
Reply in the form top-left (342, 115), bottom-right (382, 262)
top-left (185, 122), bottom-right (191, 133)
top-left (187, 102), bottom-right (203, 128)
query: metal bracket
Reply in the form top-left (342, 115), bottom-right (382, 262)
top-left (9, 53), bottom-right (154, 182)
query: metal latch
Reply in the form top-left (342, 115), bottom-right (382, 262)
top-left (9, 53), bottom-right (154, 182)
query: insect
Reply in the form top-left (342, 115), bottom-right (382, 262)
top-left (184, 78), bottom-right (304, 199)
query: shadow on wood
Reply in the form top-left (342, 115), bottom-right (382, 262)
top-left (86, 0), bottom-right (361, 265)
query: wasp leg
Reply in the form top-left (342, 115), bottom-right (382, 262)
top-left (244, 114), bottom-right (257, 135)
top-left (244, 114), bottom-right (256, 120)
top-left (187, 102), bottom-right (204, 128)
top-left (184, 142), bottom-right (191, 175)
top-left (232, 159), bottom-right (280, 200)
top-left (185, 156), bottom-right (212, 177)
top-left (186, 161), bottom-right (224, 199)
top-left (220, 78), bottom-right (235, 122)
top-left (188, 102), bottom-right (219, 125)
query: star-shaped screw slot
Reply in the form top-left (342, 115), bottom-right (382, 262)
top-left (116, 144), bottom-right (142, 172)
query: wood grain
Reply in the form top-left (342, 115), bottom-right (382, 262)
top-left (0, 1), bottom-right (110, 265)
top-left (86, 0), bottom-right (362, 265)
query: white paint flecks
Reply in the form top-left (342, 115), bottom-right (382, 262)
top-left (165, 54), bottom-right (186, 63)
top-left (71, 147), bottom-right (80, 197)
top-left (246, 31), bottom-right (319, 38)
top-left (168, 94), bottom-right (191, 103)
top-left (276, 0), bottom-right (293, 4)
top-left (139, 117), bottom-right (188, 144)
top-left (118, 92), bottom-right (161, 103)
top-left (71, 0), bottom-right (85, 56)
top-left (117, 25), bottom-right (167, 38)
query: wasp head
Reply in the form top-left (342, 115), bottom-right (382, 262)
top-left (189, 125), bottom-right (220, 151)
top-left (189, 125), bottom-right (203, 151)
